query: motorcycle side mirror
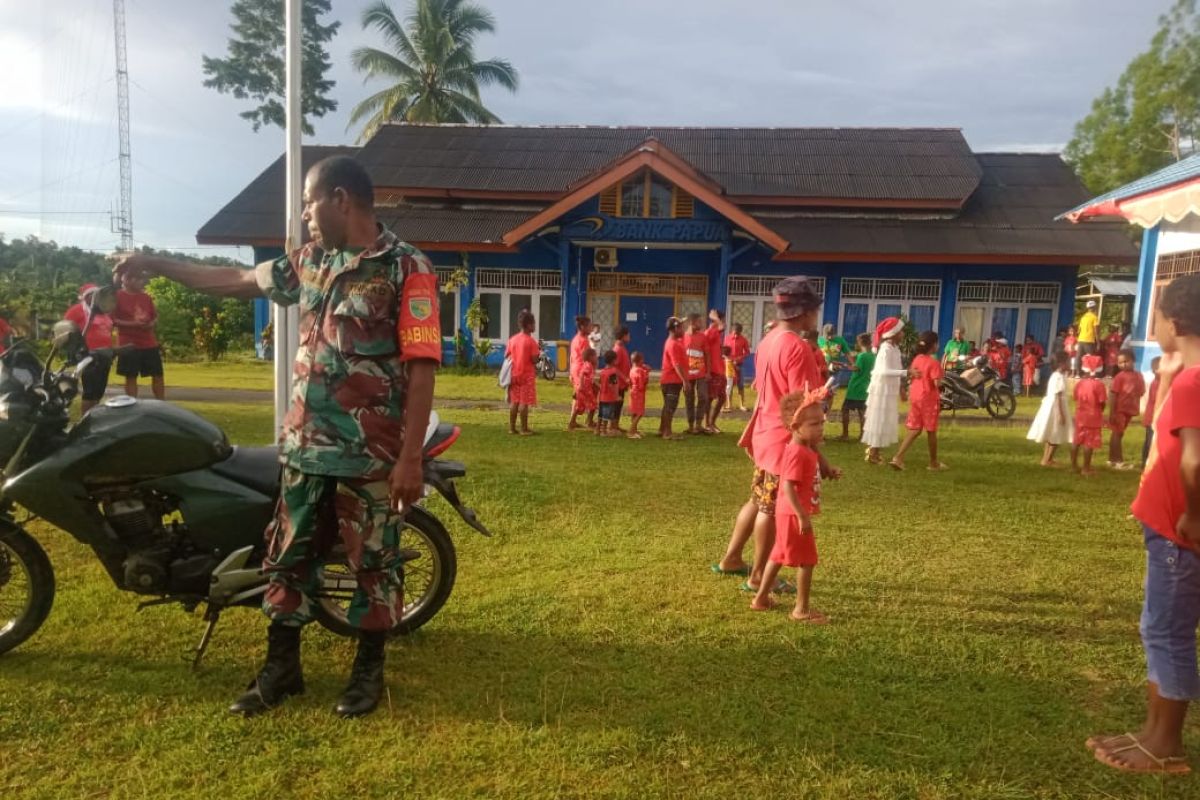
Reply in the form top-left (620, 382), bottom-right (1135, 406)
top-left (52, 320), bottom-right (83, 351)
top-left (84, 285), bottom-right (117, 314)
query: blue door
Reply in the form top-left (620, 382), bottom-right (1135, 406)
top-left (620, 296), bottom-right (676, 368)
top-left (842, 303), bottom-right (870, 339)
top-left (991, 307), bottom-right (1019, 345)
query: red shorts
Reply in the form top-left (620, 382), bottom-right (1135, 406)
top-left (508, 374), bottom-right (537, 407)
top-left (1108, 413), bottom-right (1133, 434)
top-left (905, 396), bottom-right (940, 432)
top-left (1075, 423), bottom-right (1102, 450)
top-left (629, 391), bottom-right (646, 416)
top-left (771, 515), bottom-right (818, 568)
top-left (708, 375), bottom-right (726, 402)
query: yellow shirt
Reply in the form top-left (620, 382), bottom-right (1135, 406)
top-left (1077, 310), bottom-right (1099, 344)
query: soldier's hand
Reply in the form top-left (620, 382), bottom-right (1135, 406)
top-left (388, 458), bottom-right (424, 511)
top-left (110, 252), bottom-right (153, 282)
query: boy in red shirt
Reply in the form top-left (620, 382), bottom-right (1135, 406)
top-left (682, 313), bottom-right (710, 435)
top-left (1072, 354), bottom-right (1107, 476)
top-left (1090, 274), bottom-right (1200, 775)
top-left (703, 309), bottom-right (726, 431)
top-left (659, 317), bottom-right (687, 440)
top-left (596, 350), bottom-right (629, 437)
top-left (626, 352), bottom-right (650, 439)
top-left (505, 309), bottom-right (539, 435)
top-left (750, 386), bottom-right (828, 624)
top-left (567, 348), bottom-right (598, 431)
top-left (723, 322), bottom-right (751, 412)
top-left (1108, 348), bottom-right (1146, 469)
top-left (113, 269), bottom-right (165, 399)
top-left (64, 283), bottom-right (116, 413)
top-left (889, 331), bottom-right (946, 471)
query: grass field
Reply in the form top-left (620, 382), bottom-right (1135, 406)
top-left (1, 378), bottom-right (1194, 799)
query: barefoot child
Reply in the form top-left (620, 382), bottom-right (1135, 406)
top-left (1027, 352), bottom-right (1072, 466)
top-left (683, 313), bottom-right (710, 434)
top-left (596, 350), bottom-right (628, 437)
top-left (1073, 354), bottom-right (1107, 476)
top-left (627, 352), bottom-right (649, 438)
top-left (889, 330), bottom-right (946, 471)
top-left (568, 348), bottom-right (597, 431)
top-left (839, 333), bottom-right (874, 441)
top-left (505, 310), bottom-right (539, 435)
top-left (751, 387), bottom-right (828, 624)
top-left (1108, 348), bottom-right (1146, 469)
top-left (659, 318), bottom-right (687, 439)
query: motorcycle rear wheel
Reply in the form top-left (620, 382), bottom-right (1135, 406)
top-left (312, 505), bottom-right (457, 639)
top-left (540, 361), bottom-right (556, 381)
top-left (0, 521), bottom-right (55, 657)
top-left (987, 386), bottom-right (1017, 419)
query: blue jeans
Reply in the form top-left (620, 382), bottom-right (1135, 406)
top-left (1140, 526), bottom-right (1200, 700)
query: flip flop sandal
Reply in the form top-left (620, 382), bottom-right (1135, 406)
top-left (1094, 736), bottom-right (1192, 774)
top-left (888, 459), bottom-right (905, 471)
top-left (740, 579), bottom-right (796, 595)
top-left (710, 563), bottom-right (750, 577)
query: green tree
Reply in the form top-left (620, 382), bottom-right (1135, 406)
top-left (348, 0), bottom-right (519, 142)
top-left (1065, 0), bottom-right (1200, 194)
top-left (202, 0), bottom-right (340, 135)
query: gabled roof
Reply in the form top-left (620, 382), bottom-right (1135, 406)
top-left (356, 124), bottom-right (982, 207)
top-left (501, 138), bottom-right (789, 252)
top-left (1060, 152), bottom-right (1200, 226)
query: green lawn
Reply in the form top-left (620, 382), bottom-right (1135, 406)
top-left (2, 395), bottom-right (1192, 799)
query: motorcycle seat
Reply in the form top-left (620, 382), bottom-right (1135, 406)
top-left (211, 446), bottom-right (281, 497)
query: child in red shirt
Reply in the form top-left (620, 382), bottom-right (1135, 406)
top-left (889, 331), bottom-right (946, 471)
top-left (505, 310), bottom-right (539, 435)
top-left (1073, 354), bottom-right (1107, 476)
top-left (683, 313), bottom-right (709, 435)
top-left (1141, 356), bottom-right (1162, 468)
top-left (568, 348), bottom-right (598, 431)
top-left (113, 269), bottom-right (165, 399)
top-left (1022, 347), bottom-right (1040, 397)
top-left (596, 350), bottom-right (629, 437)
top-left (626, 352), bottom-right (650, 439)
top-left (750, 386), bottom-right (828, 624)
top-left (1107, 348), bottom-right (1146, 469)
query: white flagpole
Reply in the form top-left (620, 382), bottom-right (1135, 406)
top-left (276, 0), bottom-right (303, 432)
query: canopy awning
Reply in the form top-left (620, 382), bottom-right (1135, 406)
top-left (1079, 277), bottom-right (1137, 297)
top-left (1060, 153), bottom-right (1200, 227)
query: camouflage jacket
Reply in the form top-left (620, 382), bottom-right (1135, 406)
top-left (256, 227), bottom-right (441, 478)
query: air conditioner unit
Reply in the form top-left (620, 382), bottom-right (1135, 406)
top-left (593, 247), bottom-right (618, 269)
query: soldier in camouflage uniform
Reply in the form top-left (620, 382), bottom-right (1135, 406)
top-left (114, 156), bottom-right (441, 718)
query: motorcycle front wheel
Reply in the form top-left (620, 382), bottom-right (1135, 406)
top-left (312, 505), bottom-right (457, 638)
top-left (540, 361), bottom-right (556, 381)
top-left (986, 386), bottom-right (1017, 419)
top-left (0, 520), bottom-right (55, 656)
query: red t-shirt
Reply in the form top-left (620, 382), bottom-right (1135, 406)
top-left (114, 290), bottom-right (158, 348)
top-left (705, 325), bottom-right (724, 377)
top-left (613, 341), bottom-right (632, 378)
top-left (506, 332), bottom-right (538, 380)
top-left (1074, 377), bottom-right (1107, 428)
top-left (1132, 366), bottom-right (1200, 548)
top-left (908, 353), bottom-right (943, 403)
top-left (65, 303), bottom-right (114, 351)
top-left (598, 365), bottom-right (628, 403)
top-left (1110, 369), bottom-right (1146, 417)
top-left (777, 441), bottom-right (820, 518)
top-left (810, 342), bottom-right (829, 382)
top-left (570, 333), bottom-right (588, 386)
top-left (660, 337), bottom-right (686, 385)
top-left (742, 328), bottom-right (821, 475)
top-left (725, 333), bottom-right (750, 365)
top-left (685, 333), bottom-right (708, 379)
top-left (576, 362), bottom-right (596, 404)
top-left (629, 365), bottom-right (649, 398)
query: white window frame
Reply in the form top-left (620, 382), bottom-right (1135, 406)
top-left (837, 278), bottom-right (942, 336)
top-left (953, 281), bottom-right (1060, 348)
top-left (475, 269), bottom-right (562, 340)
top-left (726, 275), bottom-right (826, 350)
top-left (435, 268), bottom-right (462, 341)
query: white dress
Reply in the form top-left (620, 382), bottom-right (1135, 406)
top-left (862, 340), bottom-right (906, 448)
top-left (1027, 371), bottom-right (1073, 445)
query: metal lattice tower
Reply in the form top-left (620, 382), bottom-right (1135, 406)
top-left (111, 0), bottom-right (133, 250)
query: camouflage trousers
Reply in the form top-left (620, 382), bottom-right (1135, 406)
top-left (262, 467), bottom-right (404, 632)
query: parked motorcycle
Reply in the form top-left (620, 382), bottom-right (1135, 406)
top-left (536, 340), bottom-right (556, 381)
top-left (939, 355), bottom-right (1017, 419)
top-left (0, 291), bottom-right (490, 664)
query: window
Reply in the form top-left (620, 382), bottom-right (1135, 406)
top-left (475, 269), bottom-right (563, 341)
top-left (727, 275), bottom-right (826, 350)
top-left (435, 268), bottom-right (462, 340)
top-left (609, 171), bottom-right (694, 219)
top-left (953, 281), bottom-right (1059, 351)
top-left (1149, 250), bottom-right (1200, 339)
top-left (838, 278), bottom-right (941, 340)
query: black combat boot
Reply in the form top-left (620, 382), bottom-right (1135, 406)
top-left (229, 623), bottom-right (305, 717)
top-left (334, 631), bottom-right (387, 718)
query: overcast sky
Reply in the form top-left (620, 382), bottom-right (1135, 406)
top-left (0, 0), bottom-right (1174, 264)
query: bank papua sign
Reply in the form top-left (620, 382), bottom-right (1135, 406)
top-left (563, 216), bottom-right (725, 243)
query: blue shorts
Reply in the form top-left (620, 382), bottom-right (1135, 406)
top-left (1140, 526), bottom-right (1200, 700)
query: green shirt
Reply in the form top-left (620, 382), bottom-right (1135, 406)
top-left (818, 335), bottom-right (852, 368)
top-left (942, 338), bottom-right (970, 365)
top-left (846, 350), bottom-right (875, 401)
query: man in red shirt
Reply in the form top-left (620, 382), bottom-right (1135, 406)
top-left (113, 269), bottom-right (165, 399)
top-left (682, 313), bottom-right (710, 435)
top-left (703, 309), bottom-right (726, 431)
top-left (612, 325), bottom-right (632, 432)
top-left (724, 322), bottom-right (751, 412)
top-left (714, 277), bottom-right (836, 593)
top-left (64, 283), bottom-right (116, 412)
top-left (1090, 274), bottom-right (1200, 775)
top-left (505, 309), bottom-right (539, 435)
top-left (659, 317), bottom-right (687, 439)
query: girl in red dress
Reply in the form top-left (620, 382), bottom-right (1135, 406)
top-left (1072, 354), bottom-right (1107, 476)
top-left (568, 348), bottom-right (598, 431)
top-left (626, 352), bottom-right (650, 439)
top-left (890, 331), bottom-right (947, 471)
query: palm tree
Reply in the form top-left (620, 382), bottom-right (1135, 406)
top-left (348, 0), bottom-right (519, 142)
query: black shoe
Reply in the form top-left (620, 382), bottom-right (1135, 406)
top-left (334, 631), bottom-right (387, 718)
top-left (229, 623), bottom-right (305, 717)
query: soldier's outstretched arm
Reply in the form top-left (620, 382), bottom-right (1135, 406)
top-left (111, 253), bottom-right (261, 300)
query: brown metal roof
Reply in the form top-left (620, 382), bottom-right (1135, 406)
top-left (356, 124), bottom-right (982, 203)
top-left (376, 205), bottom-right (537, 245)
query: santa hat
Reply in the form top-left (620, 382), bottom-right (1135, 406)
top-left (78, 282), bottom-right (98, 297)
top-left (1081, 354), bottom-right (1104, 375)
top-left (872, 317), bottom-right (904, 348)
